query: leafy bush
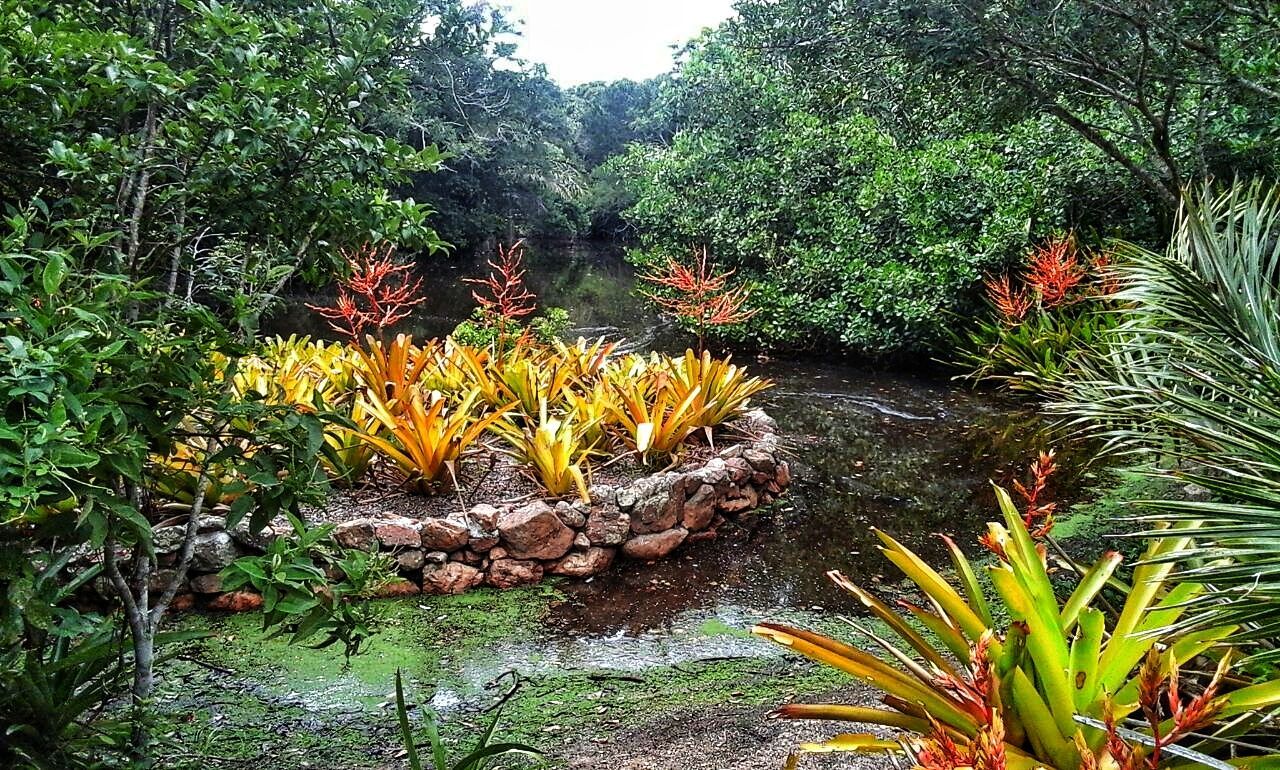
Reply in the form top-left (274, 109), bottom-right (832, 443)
top-left (614, 113), bottom-right (1043, 356)
top-left (955, 236), bottom-right (1118, 394)
top-left (755, 487), bottom-right (1280, 769)
top-left (221, 514), bottom-right (396, 658)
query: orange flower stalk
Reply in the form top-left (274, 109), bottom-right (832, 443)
top-left (1104, 650), bottom-right (1231, 770)
top-left (465, 240), bottom-right (537, 322)
top-left (1012, 449), bottom-right (1057, 538)
top-left (1025, 236), bottom-right (1085, 307)
top-left (307, 243), bottom-right (426, 340)
top-left (916, 634), bottom-right (1007, 770)
top-left (641, 247), bottom-right (758, 352)
top-left (984, 274), bottom-right (1033, 323)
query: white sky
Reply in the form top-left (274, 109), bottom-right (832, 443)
top-left (497, 0), bottom-right (737, 86)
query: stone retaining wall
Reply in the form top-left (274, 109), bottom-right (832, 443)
top-left (150, 409), bottom-right (790, 608)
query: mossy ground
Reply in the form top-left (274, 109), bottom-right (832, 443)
top-left (151, 472), bottom-right (1172, 769)
top-left (1052, 467), bottom-right (1178, 561)
top-left (153, 583), bottom-right (850, 769)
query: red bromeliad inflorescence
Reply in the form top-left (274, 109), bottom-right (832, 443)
top-left (916, 633), bottom-right (1008, 770)
top-left (1024, 235), bottom-right (1086, 308)
top-left (980, 448), bottom-right (1058, 556)
top-left (640, 247), bottom-right (757, 349)
top-left (307, 243), bottom-right (426, 340)
top-left (984, 274), bottom-right (1033, 323)
top-left (983, 234), bottom-right (1101, 323)
top-left (1013, 448), bottom-right (1057, 538)
top-left (1103, 650), bottom-right (1230, 770)
top-left (464, 240), bottom-right (537, 323)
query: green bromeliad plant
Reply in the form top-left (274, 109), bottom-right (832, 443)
top-left (754, 488), bottom-right (1280, 770)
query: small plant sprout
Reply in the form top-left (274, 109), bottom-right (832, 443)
top-left (641, 247), bottom-right (757, 352)
top-left (307, 243), bottom-right (427, 340)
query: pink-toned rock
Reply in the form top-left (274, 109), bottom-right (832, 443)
top-left (374, 578), bottom-right (421, 598)
top-left (687, 529), bottom-right (718, 545)
top-left (742, 448), bottom-right (776, 474)
top-left (452, 549), bottom-right (484, 566)
top-left (585, 508), bottom-right (630, 545)
top-left (622, 527), bottom-right (687, 560)
top-left (470, 531), bottom-right (499, 551)
top-left (170, 593), bottom-right (196, 612)
top-left (208, 590), bottom-right (264, 612)
top-left (419, 517), bottom-right (470, 552)
top-left (572, 531), bottom-right (592, 549)
top-left (374, 517), bottom-right (421, 548)
top-left (720, 485), bottom-right (759, 513)
top-left (421, 562), bottom-right (484, 595)
top-left (725, 457), bottom-right (753, 484)
top-left (396, 549), bottom-right (426, 571)
top-left (190, 573), bottom-right (223, 594)
top-left (682, 483), bottom-right (717, 531)
top-left (776, 460), bottom-right (791, 488)
top-left (487, 558), bottom-right (544, 589)
top-left (497, 501), bottom-right (573, 560)
top-left (467, 504), bottom-right (501, 531)
top-left (333, 519), bottom-right (376, 550)
top-left (549, 547), bottom-right (615, 577)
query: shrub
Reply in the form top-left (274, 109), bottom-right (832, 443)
top-left (956, 236), bottom-right (1117, 394)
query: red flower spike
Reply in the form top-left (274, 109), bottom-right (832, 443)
top-left (306, 243), bottom-right (426, 340)
top-left (1026, 235), bottom-right (1085, 307)
top-left (914, 634), bottom-right (1007, 770)
top-left (984, 274), bottom-right (1033, 323)
top-left (640, 247), bottom-right (758, 351)
top-left (1013, 449), bottom-right (1058, 538)
top-left (465, 240), bottom-right (537, 322)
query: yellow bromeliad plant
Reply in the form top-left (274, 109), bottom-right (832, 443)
top-left (358, 386), bottom-right (512, 493)
top-left (552, 336), bottom-right (616, 380)
top-left (495, 398), bottom-right (592, 501)
top-left (661, 349), bottom-right (773, 431)
top-left (604, 357), bottom-right (708, 461)
top-left (353, 333), bottom-right (436, 404)
top-left (497, 350), bottom-right (574, 417)
top-left (755, 488), bottom-right (1280, 770)
top-left (320, 398), bottom-right (380, 487)
top-left (566, 381), bottom-right (615, 451)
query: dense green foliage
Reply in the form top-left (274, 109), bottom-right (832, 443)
top-left (1054, 180), bottom-right (1280, 661)
top-left (401, 1), bottom-right (586, 248)
top-left (0, 0), bottom-right (443, 762)
top-left (606, 0), bottom-right (1280, 356)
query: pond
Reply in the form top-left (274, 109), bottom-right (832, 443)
top-left (161, 243), bottom-right (1090, 769)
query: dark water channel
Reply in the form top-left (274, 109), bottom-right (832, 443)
top-left (266, 242), bottom-right (1084, 664)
